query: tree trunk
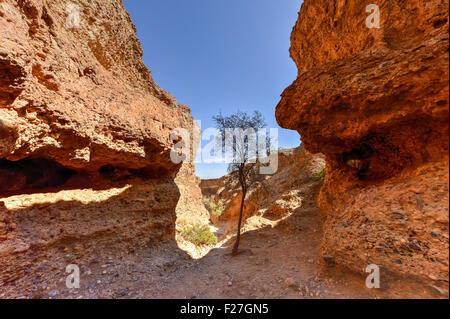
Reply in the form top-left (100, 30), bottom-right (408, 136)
top-left (232, 187), bottom-right (246, 255)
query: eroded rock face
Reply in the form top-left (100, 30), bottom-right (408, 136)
top-left (201, 146), bottom-right (325, 238)
top-left (0, 0), bottom-right (203, 295)
top-left (0, 0), bottom-right (190, 173)
top-left (277, 0), bottom-right (449, 292)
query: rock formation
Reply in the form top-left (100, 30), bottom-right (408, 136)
top-left (0, 0), bottom-right (204, 294)
top-left (201, 146), bottom-right (325, 239)
top-left (276, 0), bottom-right (449, 294)
top-left (0, 0), bottom-right (190, 174)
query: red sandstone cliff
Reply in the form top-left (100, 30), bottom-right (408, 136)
top-left (0, 0), bottom-right (204, 295)
top-left (0, 0), bottom-right (190, 173)
top-left (276, 0), bottom-right (449, 295)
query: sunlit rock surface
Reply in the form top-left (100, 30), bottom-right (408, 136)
top-left (276, 0), bottom-right (449, 294)
top-left (0, 0), bottom-right (206, 295)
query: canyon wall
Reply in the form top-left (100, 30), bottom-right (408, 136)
top-left (0, 0), bottom-right (200, 295)
top-left (202, 146), bottom-right (325, 238)
top-left (276, 0), bottom-right (449, 294)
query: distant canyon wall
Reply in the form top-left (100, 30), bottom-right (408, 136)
top-left (276, 0), bottom-right (449, 293)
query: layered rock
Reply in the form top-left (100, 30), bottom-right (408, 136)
top-left (201, 146), bottom-right (325, 238)
top-left (276, 0), bottom-right (449, 293)
top-left (0, 0), bottom-right (202, 294)
top-left (199, 178), bottom-right (222, 199)
top-left (174, 121), bottom-right (210, 228)
top-left (0, 0), bottom-right (190, 174)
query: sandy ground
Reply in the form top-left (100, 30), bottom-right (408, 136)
top-left (6, 203), bottom-right (441, 300)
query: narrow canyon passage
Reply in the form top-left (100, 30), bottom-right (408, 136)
top-left (1, 0), bottom-right (448, 300)
top-left (2, 190), bottom-right (438, 299)
top-left (1, 148), bottom-right (442, 299)
top-left (1, 180), bottom-right (370, 299)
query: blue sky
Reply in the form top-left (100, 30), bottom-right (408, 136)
top-left (123, 0), bottom-right (303, 179)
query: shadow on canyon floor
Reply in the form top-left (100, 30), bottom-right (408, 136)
top-left (0, 177), bottom-right (185, 298)
top-left (1, 179), bottom-right (445, 299)
top-left (197, 198), bottom-right (445, 299)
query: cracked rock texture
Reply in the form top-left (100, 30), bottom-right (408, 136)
top-left (276, 0), bottom-right (449, 294)
top-left (201, 146), bottom-right (325, 238)
top-left (0, 0), bottom-right (191, 172)
top-left (0, 0), bottom-right (205, 294)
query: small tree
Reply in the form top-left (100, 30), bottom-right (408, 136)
top-left (213, 110), bottom-right (268, 255)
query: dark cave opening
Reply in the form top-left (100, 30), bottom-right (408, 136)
top-left (0, 157), bottom-right (172, 197)
top-left (0, 157), bottom-right (77, 196)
